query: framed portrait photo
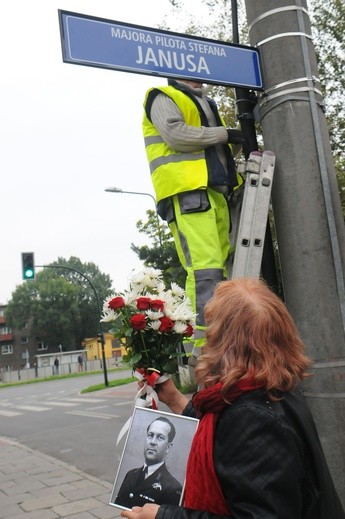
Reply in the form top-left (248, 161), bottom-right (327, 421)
top-left (109, 406), bottom-right (199, 511)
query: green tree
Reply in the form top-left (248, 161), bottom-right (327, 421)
top-left (309, 0), bottom-right (345, 214)
top-left (131, 210), bottom-right (186, 288)
top-left (310, 0), bottom-right (344, 158)
top-left (6, 257), bottom-right (113, 350)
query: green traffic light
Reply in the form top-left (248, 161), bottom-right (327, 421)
top-left (21, 252), bottom-right (35, 280)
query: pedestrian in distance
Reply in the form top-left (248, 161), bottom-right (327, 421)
top-left (121, 277), bottom-right (345, 519)
top-left (77, 354), bottom-right (83, 372)
top-left (115, 416), bottom-right (182, 509)
top-left (142, 78), bottom-right (247, 352)
top-left (53, 357), bottom-right (59, 375)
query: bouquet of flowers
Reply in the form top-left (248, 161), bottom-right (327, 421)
top-left (101, 267), bottom-right (196, 387)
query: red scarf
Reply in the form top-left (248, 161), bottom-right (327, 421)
top-left (183, 378), bottom-right (261, 515)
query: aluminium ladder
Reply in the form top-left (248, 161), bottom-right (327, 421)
top-left (228, 150), bottom-right (276, 279)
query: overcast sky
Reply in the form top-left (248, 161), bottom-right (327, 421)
top-left (1, 0), bottom-right (207, 304)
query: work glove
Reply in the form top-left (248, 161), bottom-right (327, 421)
top-left (227, 129), bottom-right (246, 145)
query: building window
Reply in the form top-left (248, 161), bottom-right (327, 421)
top-left (0, 326), bottom-right (12, 335)
top-left (37, 341), bottom-right (47, 351)
top-left (21, 337), bottom-right (29, 344)
top-left (1, 344), bottom-right (13, 355)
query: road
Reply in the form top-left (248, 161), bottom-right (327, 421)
top-left (0, 370), bottom-right (139, 485)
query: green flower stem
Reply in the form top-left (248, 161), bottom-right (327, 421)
top-left (139, 330), bottom-right (151, 363)
top-left (121, 309), bottom-right (131, 328)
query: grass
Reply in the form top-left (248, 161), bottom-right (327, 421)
top-left (80, 376), bottom-right (136, 393)
top-left (0, 366), bottom-right (197, 395)
top-left (0, 367), bottom-right (130, 390)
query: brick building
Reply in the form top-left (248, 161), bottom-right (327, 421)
top-left (0, 304), bottom-right (50, 372)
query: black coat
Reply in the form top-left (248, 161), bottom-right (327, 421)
top-left (156, 389), bottom-right (345, 519)
top-left (115, 462), bottom-right (182, 510)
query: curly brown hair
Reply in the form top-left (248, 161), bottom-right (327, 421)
top-left (195, 278), bottom-right (311, 395)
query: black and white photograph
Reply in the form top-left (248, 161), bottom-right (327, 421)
top-left (109, 406), bottom-right (199, 511)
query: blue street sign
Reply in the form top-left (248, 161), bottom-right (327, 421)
top-left (58, 11), bottom-right (263, 90)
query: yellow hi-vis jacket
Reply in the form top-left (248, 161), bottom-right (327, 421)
top-left (143, 85), bottom-right (238, 203)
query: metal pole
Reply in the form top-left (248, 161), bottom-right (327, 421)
top-left (231, 0), bottom-right (258, 157)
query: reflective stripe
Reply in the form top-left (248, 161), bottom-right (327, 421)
top-left (144, 135), bottom-right (165, 146)
top-left (177, 227), bottom-right (192, 267)
top-left (150, 152), bottom-right (205, 174)
top-left (195, 268), bottom-right (224, 326)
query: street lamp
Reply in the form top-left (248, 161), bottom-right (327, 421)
top-left (105, 187), bottom-right (163, 247)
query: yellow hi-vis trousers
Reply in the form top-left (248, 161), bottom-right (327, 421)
top-left (168, 188), bottom-right (230, 341)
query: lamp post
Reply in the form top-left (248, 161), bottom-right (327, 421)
top-left (36, 264), bottom-right (109, 387)
top-left (105, 187), bottom-right (163, 247)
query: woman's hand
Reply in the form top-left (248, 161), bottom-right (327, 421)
top-left (155, 378), bottom-right (189, 414)
top-left (121, 504), bottom-right (160, 519)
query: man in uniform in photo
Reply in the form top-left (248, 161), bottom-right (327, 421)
top-left (114, 417), bottom-right (182, 509)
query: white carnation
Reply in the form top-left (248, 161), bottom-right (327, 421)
top-left (100, 308), bottom-right (118, 323)
top-left (148, 320), bottom-right (161, 331)
top-left (146, 310), bottom-right (164, 320)
top-left (173, 321), bottom-right (188, 334)
top-left (129, 267), bottom-right (163, 294)
top-left (170, 282), bottom-right (185, 299)
top-left (165, 301), bottom-right (195, 322)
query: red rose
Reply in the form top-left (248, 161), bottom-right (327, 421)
top-left (150, 299), bottom-right (165, 311)
top-left (136, 297), bottom-right (151, 310)
top-left (159, 316), bottom-right (175, 332)
top-left (185, 324), bottom-right (194, 337)
top-left (108, 296), bottom-right (125, 310)
top-left (130, 313), bottom-right (147, 330)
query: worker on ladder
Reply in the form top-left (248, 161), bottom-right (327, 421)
top-left (142, 77), bottom-right (247, 371)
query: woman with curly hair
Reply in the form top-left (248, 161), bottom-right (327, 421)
top-left (121, 278), bottom-right (344, 519)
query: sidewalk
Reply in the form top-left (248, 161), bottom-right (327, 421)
top-left (0, 436), bottom-right (122, 518)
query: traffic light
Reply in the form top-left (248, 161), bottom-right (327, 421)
top-left (21, 252), bottom-right (35, 280)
